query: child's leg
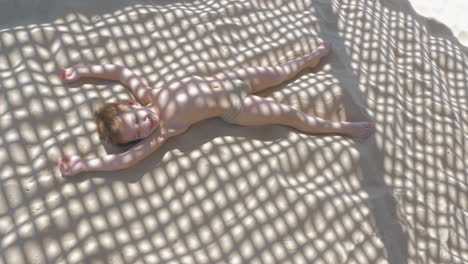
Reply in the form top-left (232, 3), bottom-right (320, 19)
top-left (232, 42), bottom-right (332, 94)
top-left (234, 95), bottom-right (374, 139)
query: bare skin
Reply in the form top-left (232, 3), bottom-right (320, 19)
top-left (58, 42), bottom-right (374, 176)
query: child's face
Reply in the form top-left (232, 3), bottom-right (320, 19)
top-left (117, 105), bottom-right (159, 144)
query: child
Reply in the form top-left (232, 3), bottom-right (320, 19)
top-left (58, 42), bottom-right (374, 177)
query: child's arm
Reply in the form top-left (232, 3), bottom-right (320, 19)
top-left (61, 64), bottom-right (153, 106)
top-left (58, 133), bottom-right (168, 177)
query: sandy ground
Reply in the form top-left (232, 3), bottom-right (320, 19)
top-left (1, 0), bottom-right (467, 263)
top-left (409, 0), bottom-right (468, 47)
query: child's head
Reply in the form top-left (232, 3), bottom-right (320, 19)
top-left (94, 100), bottom-right (159, 146)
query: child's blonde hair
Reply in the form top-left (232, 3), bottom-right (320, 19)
top-left (94, 101), bottom-right (132, 145)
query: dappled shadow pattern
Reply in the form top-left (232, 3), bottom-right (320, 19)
top-left (0, 0), bottom-right (467, 263)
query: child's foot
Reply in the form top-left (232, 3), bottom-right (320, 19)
top-left (343, 122), bottom-right (374, 140)
top-left (306, 42), bottom-right (332, 68)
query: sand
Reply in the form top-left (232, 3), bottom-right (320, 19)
top-left (409, 0), bottom-right (468, 47)
top-left (1, 0), bottom-right (467, 263)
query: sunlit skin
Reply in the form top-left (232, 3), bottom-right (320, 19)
top-left (116, 103), bottom-right (160, 144)
top-left (58, 42), bottom-right (374, 177)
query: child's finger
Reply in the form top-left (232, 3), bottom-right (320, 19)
top-left (58, 157), bottom-right (65, 167)
top-left (62, 163), bottom-right (70, 175)
top-left (60, 68), bottom-right (66, 81)
top-left (58, 157), bottom-right (72, 176)
top-left (58, 157), bottom-right (64, 168)
top-left (125, 100), bottom-right (136, 105)
top-left (59, 162), bottom-right (65, 175)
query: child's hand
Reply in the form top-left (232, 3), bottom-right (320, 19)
top-left (60, 67), bottom-right (80, 83)
top-left (58, 155), bottom-right (86, 177)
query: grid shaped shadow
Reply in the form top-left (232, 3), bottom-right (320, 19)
top-left (0, 0), bottom-right (467, 263)
top-left (313, 0), bottom-right (468, 263)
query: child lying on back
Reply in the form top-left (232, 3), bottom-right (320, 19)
top-left (58, 42), bottom-right (373, 177)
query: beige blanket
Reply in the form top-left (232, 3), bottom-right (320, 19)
top-left (1, 0), bottom-right (467, 263)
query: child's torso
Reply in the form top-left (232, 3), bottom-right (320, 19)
top-left (148, 75), bottom-right (231, 131)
